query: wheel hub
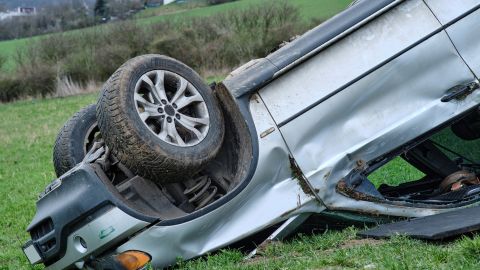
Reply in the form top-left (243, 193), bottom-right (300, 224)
top-left (133, 70), bottom-right (210, 147)
top-left (164, 105), bottom-right (175, 116)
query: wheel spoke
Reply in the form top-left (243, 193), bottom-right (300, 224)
top-left (135, 70), bottom-right (210, 147)
top-left (177, 114), bottom-right (208, 140)
top-left (178, 113), bottom-right (209, 126)
top-left (139, 109), bottom-right (161, 121)
top-left (134, 93), bottom-right (155, 108)
top-left (153, 71), bottom-right (169, 102)
top-left (139, 111), bottom-right (150, 121)
top-left (158, 119), bottom-right (168, 140)
top-left (175, 94), bottom-right (203, 109)
top-left (167, 121), bottom-right (186, 146)
top-left (170, 77), bottom-right (188, 104)
top-left (141, 75), bottom-right (155, 91)
top-left (147, 92), bottom-right (155, 103)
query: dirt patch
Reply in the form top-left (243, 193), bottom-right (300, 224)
top-left (337, 238), bottom-right (384, 250)
top-left (246, 238), bottom-right (384, 266)
top-left (289, 155), bottom-right (316, 197)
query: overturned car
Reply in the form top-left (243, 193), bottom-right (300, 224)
top-left (23, 0), bottom-right (480, 269)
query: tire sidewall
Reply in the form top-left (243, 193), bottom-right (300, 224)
top-left (53, 104), bottom-right (97, 176)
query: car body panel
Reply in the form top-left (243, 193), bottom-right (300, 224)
top-left (115, 96), bottom-right (325, 268)
top-left (47, 208), bottom-right (149, 270)
top-left (278, 30), bottom-right (478, 215)
top-left (424, 0), bottom-right (480, 24)
top-left (223, 0), bottom-right (399, 98)
top-left (259, 0), bottom-right (440, 124)
top-left (444, 8), bottom-right (480, 78)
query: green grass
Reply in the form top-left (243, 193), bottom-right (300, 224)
top-left (0, 37), bottom-right (30, 71)
top-left (3, 93), bottom-right (480, 269)
top-left (0, 93), bottom-right (98, 268)
top-left (136, 0), bottom-right (352, 25)
top-left (180, 229), bottom-right (480, 269)
top-left (0, 0), bottom-right (351, 71)
top-left (369, 157), bottom-right (425, 187)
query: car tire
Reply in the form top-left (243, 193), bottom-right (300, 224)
top-left (96, 54), bottom-right (225, 183)
top-left (53, 104), bottom-right (100, 177)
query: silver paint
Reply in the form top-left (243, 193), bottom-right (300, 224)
top-left (260, 0), bottom-right (439, 124)
top-left (424, 0), bottom-right (480, 24)
top-left (115, 95), bottom-right (325, 268)
top-left (445, 8), bottom-right (480, 78)
top-left (279, 30), bottom-right (477, 216)
top-left (47, 208), bottom-right (149, 270)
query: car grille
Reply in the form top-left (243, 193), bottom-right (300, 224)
top-left (31, 218), bottom-right (53, 240)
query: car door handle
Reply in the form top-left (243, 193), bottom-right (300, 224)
top-left (441, 82), bottom-right (480, 102)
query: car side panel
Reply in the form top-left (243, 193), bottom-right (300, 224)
top-left (259, 0), bottom-right (440, 124)
top-left (444, 8), bottom-right (480, 78)
top-left (278, 31), bottom-right (477, 213)
top-left (115, 96), bottom-right (324, 268)
top-left (424, 0), bottom-right (480, 24)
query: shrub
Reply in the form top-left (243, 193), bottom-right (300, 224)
top-left (0, 54), bottom-right (6, 70)
top-left (1, 0), bottom-right (310, 102)
top-left (150, 1), bottom-right (304, 74)
top-left (0, 62), bottom-right (56, 102)
top-left (0, 77), bottom-right (22, 102)
top-left (207, 0), bottom-right (237, 5)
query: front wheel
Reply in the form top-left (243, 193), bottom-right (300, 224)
top-left (96, 55), bottom-right (225, 183)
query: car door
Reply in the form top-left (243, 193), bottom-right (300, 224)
top-left (257, 0), bottom-right (478, 197)
top-left (425, 0), bottom-right (480, 77)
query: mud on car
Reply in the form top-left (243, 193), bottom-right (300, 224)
top-left (23, 0), bottom-right (480, 269)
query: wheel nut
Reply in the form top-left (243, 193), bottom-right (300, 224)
top-left (161, 99), bottom-right (167, 105)
top-left (158, 108), bottom-right (164, 113)
top-left (172, 103), bottom-right (177, 109)
top-left (175, 114), bottom-right (180, 119)
top-left (167, 117), bottom-right (172, 123)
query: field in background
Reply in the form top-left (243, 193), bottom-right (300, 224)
top-left (137, 0), bottom-right (352, 24)
top-left (0, 93), bottom-right (97, 268)
top-left (0, 0), bottom-right (351, 71)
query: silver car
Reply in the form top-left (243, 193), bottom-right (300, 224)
top-left (23, 0), bottom-right (480, 269)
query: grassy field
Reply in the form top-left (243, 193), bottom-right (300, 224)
top-left (3, 93), bottom-right (480, 269)
top-left (0, 93), bottom-right (98, 269)
top-left (0, 0), bottom-right (351, 71)
top-left (136, 0), bottom-right (352, 24)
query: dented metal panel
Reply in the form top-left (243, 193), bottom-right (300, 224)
top-left (115, 96), bottom-right (325, 268)
top-left (279, 31), bottom-right (477, 217)
top-left (222, 0), bottom-right (398, 98)
top-left (444, 8), bottom-right (480, 78)
top-left (260, 0), bottom-right (440, 124)
top-left (424, 0), bottom-right (480, 24)
top-left (47, 208), bottom-right (149, 270)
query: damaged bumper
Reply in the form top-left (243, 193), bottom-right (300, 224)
top-left (24, 164), bottom-right (150, 268)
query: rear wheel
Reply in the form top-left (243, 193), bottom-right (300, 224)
top-left (96, 55), bottom-right (225, 183)
top-left (53, 104), bottom-right (100, 177)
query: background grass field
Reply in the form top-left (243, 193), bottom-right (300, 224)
top-left (0, 0), bottom-right (351, 71)
top-left (2, 0), bottom-right (480, 269)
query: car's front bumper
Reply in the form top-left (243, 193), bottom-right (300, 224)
top-left (23, 163), bottom-right (150, 268)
